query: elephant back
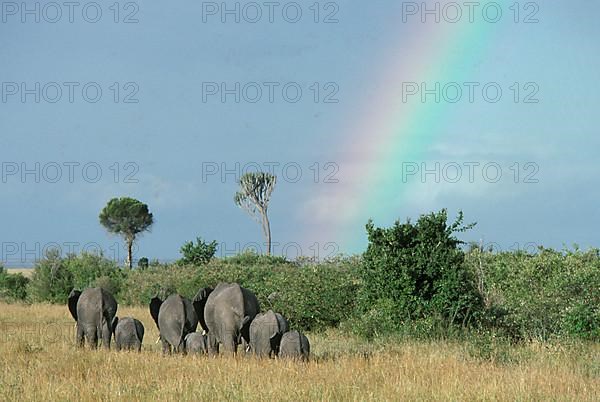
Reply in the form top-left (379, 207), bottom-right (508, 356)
top-left (204, 283), bottom-right (260, 342)
top-left (76, 287), bottom-right (117, 324)
top-left (280, 330), bottom-right (310, 361)
top-left (115, 317), bottom-right (138, 343)
top-left (249, 310), bottom-right (288, 356)
top-left (158, 294), bottom-right (198, 349)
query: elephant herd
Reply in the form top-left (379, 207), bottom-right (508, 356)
top-left (67, 283), bottom-right (310, 360)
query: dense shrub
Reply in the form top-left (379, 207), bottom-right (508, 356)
top-left (222, 251), bottom-right (291, 267)
top-left (27, 250), bottom-right (74, 303)
top-left (137, 257), bottom-right (149, 270)
top-left (27, 250), bottom-right (122, 303)
top-left (66, 252), bottom-right (123, 293)
top-left (120, 255), bottom-right (360, 331)
top-left (465, 247), bottom-right (600, 340)
top-left (357, 210), bottom-right (483, 337)
top-left (178, 237), bottom-right (218, 265)
top-left (0, 265), bottom-right (29, 301)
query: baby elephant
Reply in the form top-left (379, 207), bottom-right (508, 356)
top-left (279, 331), bottom-right (310, 361)
top-left (184, 332), bottom-right (208, 355)
top-left (112, 317), bottom-right (144, 352)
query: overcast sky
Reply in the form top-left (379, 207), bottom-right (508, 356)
top-left (1, 1), bottom-right (599, 265)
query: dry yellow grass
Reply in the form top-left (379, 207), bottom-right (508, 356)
top-left (1, 303), bottom-right (598, 401)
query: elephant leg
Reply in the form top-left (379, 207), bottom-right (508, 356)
top-left (136, 341), bottom-right (142, 352)
top-left (101, 323), bottom-right (111, 350)
top-left (116, 342), bottom-right (121, 351)
top-left (86, 327), bottom-right (98, 349)
top-left (207, 333), bottom-right (219, 356)
top-left (221, 335), bottom-right (236, 356)
top-left (161, 339), bottom-right (171, 355)
top-left (75, 324), bottom-right (85, 348)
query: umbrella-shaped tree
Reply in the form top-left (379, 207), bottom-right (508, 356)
top-left (99, 197), bottom-right (153, 269)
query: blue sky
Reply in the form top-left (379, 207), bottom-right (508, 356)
top-left (1, 1), bottom-right (599, 265)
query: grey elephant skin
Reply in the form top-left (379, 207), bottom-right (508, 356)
top-left (279, 331), bottom-right (310, 361)
top-left (249, 310), bottom-right (289, 357)
top-left (184, 332), bottom-right (208, 355)
top-left (193, 282), bottom-right (260, 355)
top-left (68, 287), bottom-right (118, 349)
top-left (149, 294), bottom-right (200, 354)
top-left (112, 317), bottom-right (144, 352)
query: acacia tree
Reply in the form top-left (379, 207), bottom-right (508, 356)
top-left (234, 172), bottom-right (276, 255)
top-left (99, 197), bottom-right (153, 269)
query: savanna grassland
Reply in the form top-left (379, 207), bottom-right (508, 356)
top-left (1, 303), bottom-right (598, 401)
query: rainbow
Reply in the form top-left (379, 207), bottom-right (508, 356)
top-left (306, 16), bottom-right (501, 254)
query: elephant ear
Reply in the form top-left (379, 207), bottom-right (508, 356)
top-left (67, 289), bottom-right (81, 321)
top-left (149, 297), bottom-right (163, 329)
top-left (135, 320), bottom-right (145, 341)
top-left (111, 316), bottom-right (119, 334)
top-left (192, 287), bottom-right (213, 332)
top-left (276, 313), bottom-right (289, 333)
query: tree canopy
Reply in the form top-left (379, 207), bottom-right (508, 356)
top-left (234, 172), bottom-right (276, 255)
top-left (99, 197), bottom-right (153, 268)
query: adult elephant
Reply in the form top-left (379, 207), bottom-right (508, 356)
top-left (68, 287), bottom-right (118, 349)
top-left (149, 294), bottom-right (199, 354)
top-left (249, 310), bottom-right (289, 357)
top-left (193, 282), bottom-right (260, 355)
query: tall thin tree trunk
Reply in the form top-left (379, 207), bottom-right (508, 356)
top-left (262, 210), bottom-right (271, 256)
top-left (127, 239), bottom-right (133, 269)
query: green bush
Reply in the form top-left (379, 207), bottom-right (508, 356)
top-left (27, 250), bottom-right (122, 303)
top-left (563, 302), bottom-right (600, 340)
top-left (178, 237), bottom-right (218, 265)
top-left (27, 249), bottom-right (74, 303)
top-left (65, 252), bottom-right (123, 293)
top-left (119, 256), bottom-right (359, 331)
top-left (137, 257), bottom-right (149, 270)
top-left (464, 247), bottom-right (600, 340)
top-left (0, 265), bottom-right (30, 301)
top-left (358, 210), bottom-right (483, 336)
top-left (345, 298), bottom-right (400, 339)
top-left (222, 250), bottom-right (291, 266)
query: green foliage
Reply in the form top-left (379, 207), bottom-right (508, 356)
top-left (27, 250), bottom-right (122, 303)
top-left (120, 256), bottom-right (359, 331)
top-left (99, 197), bottom-right (153, 268)
top-left (137, 257), bottom-right (149, 270)
top-left (65, 252), bottom-right (123, 291)
top-left (233, 172), bottom-right (276, 216)
top-left (222, 250), bottom-right (291, 266)
top-left (11, 206), bottom-right (600, 342)
top-left (178, 237), bottom-right (218, 265)
top-left (234, 172), bottom-right (276, 255)
top-left (27, 249), bottom-right (74, 303)
top-left (0, 265), bottom-right (30, 301)
top-left (464, 246), bottom-right (600, 341)
top-left (563, 302), bottom-right (600, 340)
top-left (345, 298), bottom-right (401, 339)
top-left (99, 197), bottom-right (154, 238)
top-left (358, 210), bottom-right (482, 337)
